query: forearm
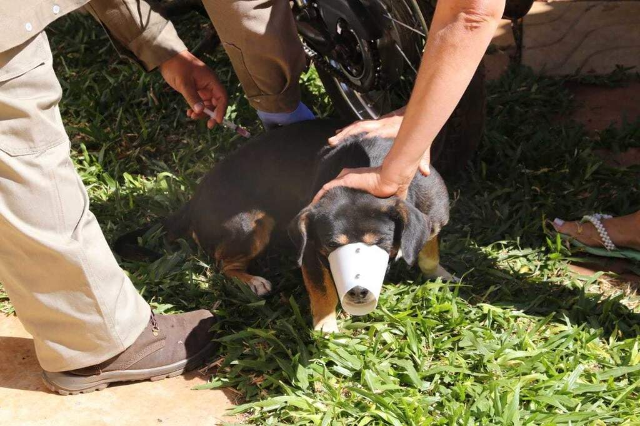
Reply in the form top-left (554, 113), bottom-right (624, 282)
top-left (381, 0), bottom-right (504, 184)
top-left (87, 0), bottom-right (188, 71)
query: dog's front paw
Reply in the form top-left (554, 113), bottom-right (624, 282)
top-left (423, 264), bottom-right (459, 282)
top-left (313, 318), bottom-right (339, 334)
top-left (432, 265), bottom-right (459, 282)
top-left (246, 276), bottom-right (273, 297)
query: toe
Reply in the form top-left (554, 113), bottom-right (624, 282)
top-left (552, 218), bottom-right (571, 234)
top-left (553, 218), bottom-right (587, 240)
top-left (553, 217), bottom-right (604, 247)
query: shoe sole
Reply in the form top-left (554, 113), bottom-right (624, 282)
top-left (42, 342), bottom-right (216, 396)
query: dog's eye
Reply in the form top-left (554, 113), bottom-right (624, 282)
top-left (326, 242), bottom-right (342, 250)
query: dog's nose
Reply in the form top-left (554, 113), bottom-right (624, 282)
top-left (346, 286), bottom-right (370, 303)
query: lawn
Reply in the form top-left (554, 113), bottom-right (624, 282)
top-left (2, 11), bottom-right (640, 425)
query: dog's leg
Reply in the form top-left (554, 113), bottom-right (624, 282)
top-left (214, 211), bottom-right (275, 297)
top-left (301, 249), bottom-right (339, 333)
top-left (418, 237), bottom-right (456, 281)
top-left (221, 256), bottom-right (273, 297)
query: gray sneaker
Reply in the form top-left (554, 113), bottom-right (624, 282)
top-left (42, 310), bottom-right (216, 395)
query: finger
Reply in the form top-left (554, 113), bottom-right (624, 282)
top-left (329, 126), bottom-right (362, 146)
top-left (312, 171), bottom-right (352, 202)
top-left (329, 122), bottom-right (366, 146)
top-left (180, 83), bottom-right (205, 115)
top-left (312, 188), bottom-right (326, 204)
top-left (313, 179), bottom-right (343, 204)
top-left (336, 168), bottom-right (354, 179)
top-left (419, 151), bottom-right (431, 176)
top-left (419, 158), bottom-right (431, 176)
top-left (214, 98), bottom-right (227, 125)
top-left (330, 121), bottom-right (384, 145)
top-left (328, 134), bottom-right (343, 146)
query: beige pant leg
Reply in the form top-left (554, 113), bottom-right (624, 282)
top-left (202, 0), bottom-right (306, 113)
top-left (0, 32), bottom-right (150, 373)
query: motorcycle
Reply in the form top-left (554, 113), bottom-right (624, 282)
top-left (159, 0), bottom-right (534, 174)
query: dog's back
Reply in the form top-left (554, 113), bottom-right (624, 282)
top-left (179, 120), bottom-right (343, 250)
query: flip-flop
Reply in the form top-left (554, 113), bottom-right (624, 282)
top-left (553, 214), bottom-right (640, 264)
top-left (559, 234), bottom-right (640, 263)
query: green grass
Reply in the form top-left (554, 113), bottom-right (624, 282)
top-left (2, 12), bottom-right (640, 424)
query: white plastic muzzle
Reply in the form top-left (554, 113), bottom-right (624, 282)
top-left (328, 242), bottom-right (390, 316)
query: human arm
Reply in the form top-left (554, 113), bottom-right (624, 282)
top-left (314, 0), bottom-right (505, 201)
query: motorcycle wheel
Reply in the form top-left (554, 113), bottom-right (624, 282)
top-left (315, 0), bottom-right (486, 176)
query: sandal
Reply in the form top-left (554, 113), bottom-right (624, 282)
top-left (554, 213), bottom-right (640, 263)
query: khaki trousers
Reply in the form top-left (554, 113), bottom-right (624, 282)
top-left (0, 32), bottom-right (150, 373)
top-left (0, 1), bottom-right (303, 372)
top-left (203, 0), bottom-right (306, 113)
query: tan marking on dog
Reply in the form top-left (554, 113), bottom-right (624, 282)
top-left (221, 255), bottom-right (272, 296)
top-left (213, 210), bottom-right (274, 261)
top-left (250, 212), bottom-right (275, 257)
top-left (301, 262), bottom-right (339, 333)
top-left (220, 255), bottom-right (250, 273)
top-left (213, 210), bottom-right (275, 297)
top-left (362, 232), bottom-right (379, 245)
top-left (191, 231), bottom-right (200, 246)
top-left (418, 237), bottom-right (440, 276)
top-left (395, 201), bottom-right (409, 223)
top-left (336, 234), bottom-right (349, 245)
top-left (380, 202), bottom-right (393, 213)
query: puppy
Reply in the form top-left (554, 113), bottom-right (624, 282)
top-left (132, 119), bottom-right (450, 332)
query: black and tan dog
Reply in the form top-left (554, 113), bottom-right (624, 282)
top-left (123, 119), bottom-right (451, 332)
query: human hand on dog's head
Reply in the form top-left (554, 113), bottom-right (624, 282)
top-left (159, 50), bottom-right (228, 129)
top-left (327, 118), bottom-right (430, 180)
top-left (312, 166), bottom-right (408, 203)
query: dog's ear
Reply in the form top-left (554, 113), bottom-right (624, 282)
top-left (391, 200), bottom-right (430, 266)
top-left (288, 205), bottom-right (316, 266)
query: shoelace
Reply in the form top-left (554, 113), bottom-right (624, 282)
top-left (150, 312), bottom-right (160, 337)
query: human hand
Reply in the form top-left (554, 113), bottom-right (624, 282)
top-left (327, 108), bottom-right (431, 176)
top-left (159, 50), bottom-right (228, 129)
top-left (312, 165), bottom-right (412, 203)
top-left (328, 107), bottom-right (405, 146)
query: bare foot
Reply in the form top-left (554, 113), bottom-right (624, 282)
top-left (552, 211), bottom-right (640, 251)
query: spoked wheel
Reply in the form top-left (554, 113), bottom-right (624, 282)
top-left (317, 0), bottom-right (429, 119)
top-left (314, 0), bottom-right (486, 176)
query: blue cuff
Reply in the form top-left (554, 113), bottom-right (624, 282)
top-left (257, 102), bottom-right (315, 130)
